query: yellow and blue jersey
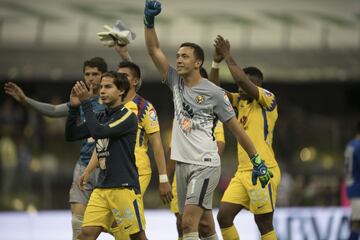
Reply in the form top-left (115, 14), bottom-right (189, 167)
top-left (78, 95), bottom-right (105, 166)
top-left (229, 87), bottom-right (278, 171)
top-left (125, 94), bottom-right (160, 176)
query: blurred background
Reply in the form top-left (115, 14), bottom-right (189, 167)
top-left (0, 0), bottom-right (359, 238)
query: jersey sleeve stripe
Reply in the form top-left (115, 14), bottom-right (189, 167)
top-left (261, 108), bottom-right (269, 140)
top-left (109, 110), bottom-right (133, 128)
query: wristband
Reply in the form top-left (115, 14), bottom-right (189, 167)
top-left (212, 61), bottom-right (220, 69)
top-left (159, 174), bottom-right (168, 183)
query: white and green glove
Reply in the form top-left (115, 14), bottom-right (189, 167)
top-left (97, 20), bottom-right (136, 47)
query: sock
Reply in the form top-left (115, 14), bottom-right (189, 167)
top-left (201, 233), bottom-right (219, 240)
top-left (221, 225), bottom-right (239, 240)
top-left (71, 214), bottom-right (83, 240)
top-left (183, 232), bottom-right (199, 240)
top-left (349, 230), bottom-right (360, 240)
top-left (111, 226), bottom-right (130, 240)
top-left (261, 230), bottom-right (277, 240)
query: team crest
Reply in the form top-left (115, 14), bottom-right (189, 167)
top-left (195, 95), bottom-right (205, 104)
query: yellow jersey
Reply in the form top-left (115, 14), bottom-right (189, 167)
top-left (229, 87), bottom-right (278, 171)
top-left (125, 94), bottom-right (160, 175)
top-left (214, 121), bottom-right (225, 144)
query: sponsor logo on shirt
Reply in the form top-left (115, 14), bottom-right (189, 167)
top-left (180, 117), bottom-right (192, 133)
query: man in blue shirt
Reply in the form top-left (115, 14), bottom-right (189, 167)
top-left (66, 71), bottom-right (147, 240)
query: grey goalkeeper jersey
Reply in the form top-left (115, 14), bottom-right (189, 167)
top-left (165, 67), bottom-right (235, 166)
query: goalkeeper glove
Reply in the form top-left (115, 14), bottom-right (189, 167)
top-left (97, 20), bottom-right (136, 47)
top-left (251, 154), bottom-right (273, 188)
top-left (144, 0), bottom-right (161, 28)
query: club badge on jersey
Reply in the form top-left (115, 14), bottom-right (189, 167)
top-left (195, 95), bottom-right (205, 104)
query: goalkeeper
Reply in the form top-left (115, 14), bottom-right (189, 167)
top-left (210, 35), bottom-right (280, 240)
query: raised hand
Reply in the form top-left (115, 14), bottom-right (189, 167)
top-left (144, 0), bottom-right (162, 28)
top-left (214, 35), bottom-right (231, 59)
top-left (72, 81), bottom-right (91, 102)
top-left (4, 82), bottom-right (27, 104)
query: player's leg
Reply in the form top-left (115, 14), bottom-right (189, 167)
top-left (77, 226), bottom-right (102, 240)
top-left (108, 188), bottom-right (147, 240)
top-left (79, 188), bottom-right (112, 240)
top-left (177, 163), bottom-right (221, 240)
top-left (251, 166), bottom-right (281, 240)
top-left (111, 174), bottom-right (150, 240)
top-left (169, 172), bottom-right (183, 239)
top-left (198, 209), bottom-right (217, 239)
top-left (217, 170), bottom-right (249, 240)
top-left (70, 162), bottom-right (99, 240)
top-left (217, 202), bottom-right (243, 240)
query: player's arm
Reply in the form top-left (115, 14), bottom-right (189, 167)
top-left (65, 105), bottom-right (90, 141)
top-left (115, 43), bottom-right (133, 62)
top-left (144, 0), bottom-right (170, 80)
top-left (80, 149), bottom-right (99, 189)
top-left (214, 35), bottom-right (259, 100)
top-left (4, 82), bottom-right (69, 117)
top-left (208, 42), bottom-right (224, 86)
top-left (224, 116), bottom-right (257, 157)
top-left (148, 131), bottom-right (173, 204)
top-left (83, 101), bottom-right (137, 139)
top-left (217, 140), bottom-right (225, 156)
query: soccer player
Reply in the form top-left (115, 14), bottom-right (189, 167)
top-left (167, 67), bottom-right (225, 240)
top-left (211, 35), bottom-right (281, 240)
top-left (4, 57), bottom-right (107, 240)
top-left (101, 43), bottom-right (173, 239)
top-left (344, 121), bottom-right (360, 240)
top-left (144, 2), bottom-right (272, 240)
top-left (65, 71), bottom-right (146, 240)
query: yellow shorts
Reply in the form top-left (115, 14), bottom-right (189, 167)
top-left (139, 174), bottom-right (151, 196)
top-left (221, 166), bottom-right (281, 215)
top-left (83, 188), bottom-right (146, 235)
top-left (169, 173), bottom-right (179, 214)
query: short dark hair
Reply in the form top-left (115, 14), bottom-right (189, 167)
top-left (357, 121), bottom-right (360, 134)
top-left (179, 42), bottom-right (204, 67)
top-left (117, 61), bottom-right (142, 91)
top-left (101, 71), bottom-right (130, 101)
top-left (83, 57), bottom-right (107, 73)
top-left (200, 67), bottom-right (208, 79)
top-left (243, 67), bottom-right (263, 83)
